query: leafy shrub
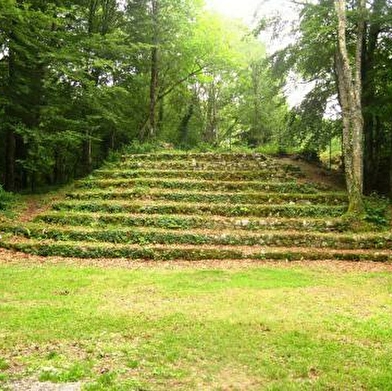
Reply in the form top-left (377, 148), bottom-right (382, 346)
top-left (124, 140), bottom-right (159, 154)
top-left (0, 185), bottom-right (13, 211)
top-left (364, 195), bottom-right (390, 228)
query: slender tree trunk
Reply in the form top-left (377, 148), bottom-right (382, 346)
top-left (251, 63), bottom-right (261, 146)
top-left (4, 32), bottom-right (17, 192)
top-left (204, 82), bottom-right (218, 144)
top-left (334, 0), bottom-right (366, 216)
top-left (82, 129), bottom-right (93, 173)
top-left (4, 128), bottom-right (16, 192)
top-left (390, 130), bottom-right (392, 197)
top-left (148, 0), bottom-right (159, 139)
top-left (362, 0), bottom-right (385, 194)
top-left (179, 102), bottom-right (194, 145)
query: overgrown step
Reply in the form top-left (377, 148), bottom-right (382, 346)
top-left (76, 178), bottom-right (332, 193)
top-left (116, 159), bottom-right (294, 171)
top-left (4, 224), bottom-right (392, 250)
top-left (91, 169), bottom-right (302, 181)
top-left (35, 212), bottom-right (349, 232)
top-left (2, 238), bottom-right (391, 262)
top-left (51, 200), bottom-right (347, 217)
top-left (65, 189), bottom-right (347, 205)
top-left (5, 151), bottom-right (384, 262)
top-left (121, 152), bottom-right (270, 162)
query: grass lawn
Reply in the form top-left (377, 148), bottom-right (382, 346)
top-left (0, 257), bottom-right (392, 390)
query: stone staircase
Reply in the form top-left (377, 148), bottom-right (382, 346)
top-left (1, 152), bottom-right (391, 261)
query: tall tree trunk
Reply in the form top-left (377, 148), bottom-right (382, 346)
top-left (204, 82), bottom-right (218, 144)
top-left (179, 101), bottom-right (194, 145)
top-left (148, 0), bottom-right (159, 139)
top-left (362, 0), bottom-right (385, 194)
top-left (4, 128), bottom-right (16, 192)
top-left (390, 130), bottom-right (392, 198)
top-left (251, 62), bottom-right (261, 146)
top-left (334, 0), bottom-right (366, 216)
top-left (82, 129), bottom-right (93, 173)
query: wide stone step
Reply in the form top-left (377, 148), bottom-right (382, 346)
top-left (117, 159), bottom-right (294, 171)
top-left (76, 178), bottom-right (332, 193)
top-left (5, 224), bottom-right (392, 250)
top-left (51, 200), bottom-right (346, 218)
top-left (2, 238), bottom-right (391, 261)
top-left (92, 169), bottom-right (302, 181)
top-left (121, 152), bottom-right (269, 162)
top-left (65, 189), bottom-right (347, 205)
top-left (35, 212), bottom-right (349, 232)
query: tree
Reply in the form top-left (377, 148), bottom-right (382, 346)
top-left (334, 0), bottom-right (366, 215)
top-left (267, 0), bottom-right (392, 197)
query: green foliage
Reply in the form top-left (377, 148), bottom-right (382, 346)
top-left (364, 195), bottom-right (390, 228)
top-left (0, 186), bottom-right (13, 211)
top-left (123, 140), bottom-right (160, 155)
top-left (266, 0), bottom-right (392, 194)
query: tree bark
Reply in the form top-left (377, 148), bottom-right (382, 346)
top-left (148, 0), bottom-right (159, 139)
top-left (362, 0), bottom-right (385, 194)
top-left (334, 0), bottom-right (366, 216)
top-left (4, 128), bottom-right (16, 192)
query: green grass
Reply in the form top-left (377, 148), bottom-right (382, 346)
top-left (1, 262), bottom-right (392, 390)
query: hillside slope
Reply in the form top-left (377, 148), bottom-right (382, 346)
top-left (1, 152), bottom-right (391, 261)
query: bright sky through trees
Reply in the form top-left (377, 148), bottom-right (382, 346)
top-left (206, 0), bottom-right (262, 23)
top-left (206, 0), bottom-right (307, 106)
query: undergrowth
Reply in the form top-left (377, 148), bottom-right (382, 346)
top-left (0, 186), bottom-right (13, 211)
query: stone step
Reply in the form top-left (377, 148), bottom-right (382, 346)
top-left (51, 200), bottom-right (346, 218)
top-left (76, 178), bottom-right (332, 193)
top-left (2, 238), bottom-right (391, 261)
top-left (121, 152), bottom-right (269, 162)
top-left (35, 212), bottom-right (349, 232)
top-left (65, 189), bottom-right (347, 205)
top-left (4, 224), bottom-right (392, 250)
top-left (116, 159), bottom-right (293, 171)
top-left (91, 169), bottom-right (302, 181)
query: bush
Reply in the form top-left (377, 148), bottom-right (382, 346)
top-left (364, 194), bottom-right (390, 228)
top-left (0, 186), bottom-right (13, 211)
top-left (123, 140), bottom-right (160, 155)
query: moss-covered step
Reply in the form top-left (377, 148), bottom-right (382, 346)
top-left (34, 212), bottom-right (349, 232)
top-left (51, 200), bottom-right (346, 218)
top-left (65, 189), bottom-right (347, 205)
top-left (121, 152), bottom-right (270, 162)
top-left (91, 169), bottom-right (302, 181)
top-left (116, 159), bottom-right (296, 172)
top-left (2, 238), bottom-right (391, 261)
top-left (76, 178), bottom-right (333, 193)
top-left (5, 224), bottom-right (392, 250)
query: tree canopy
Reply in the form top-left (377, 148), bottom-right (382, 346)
top-left (1, 0), bottom-right (392, 211)
top-left (0, 0), bottom-right (285, 191)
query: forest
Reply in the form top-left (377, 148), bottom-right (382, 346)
top-left (1, 0), bottom-right (392, 201)
top-left (2, 2), bottom-right (392, 389)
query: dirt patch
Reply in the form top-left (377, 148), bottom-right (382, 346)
top-left (279, 156), bottom-right (345, 190)
top-left (19, 199), bottom-right (52, 224)
top-left (8, 381), bottom-right (81, 391)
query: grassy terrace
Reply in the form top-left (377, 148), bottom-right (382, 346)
top-left (1, 152), bottom-right (390, 261)
top-left (0, 258), bottom-right (392, 390)
top-left (0, 151), bottom-right (391, 389)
